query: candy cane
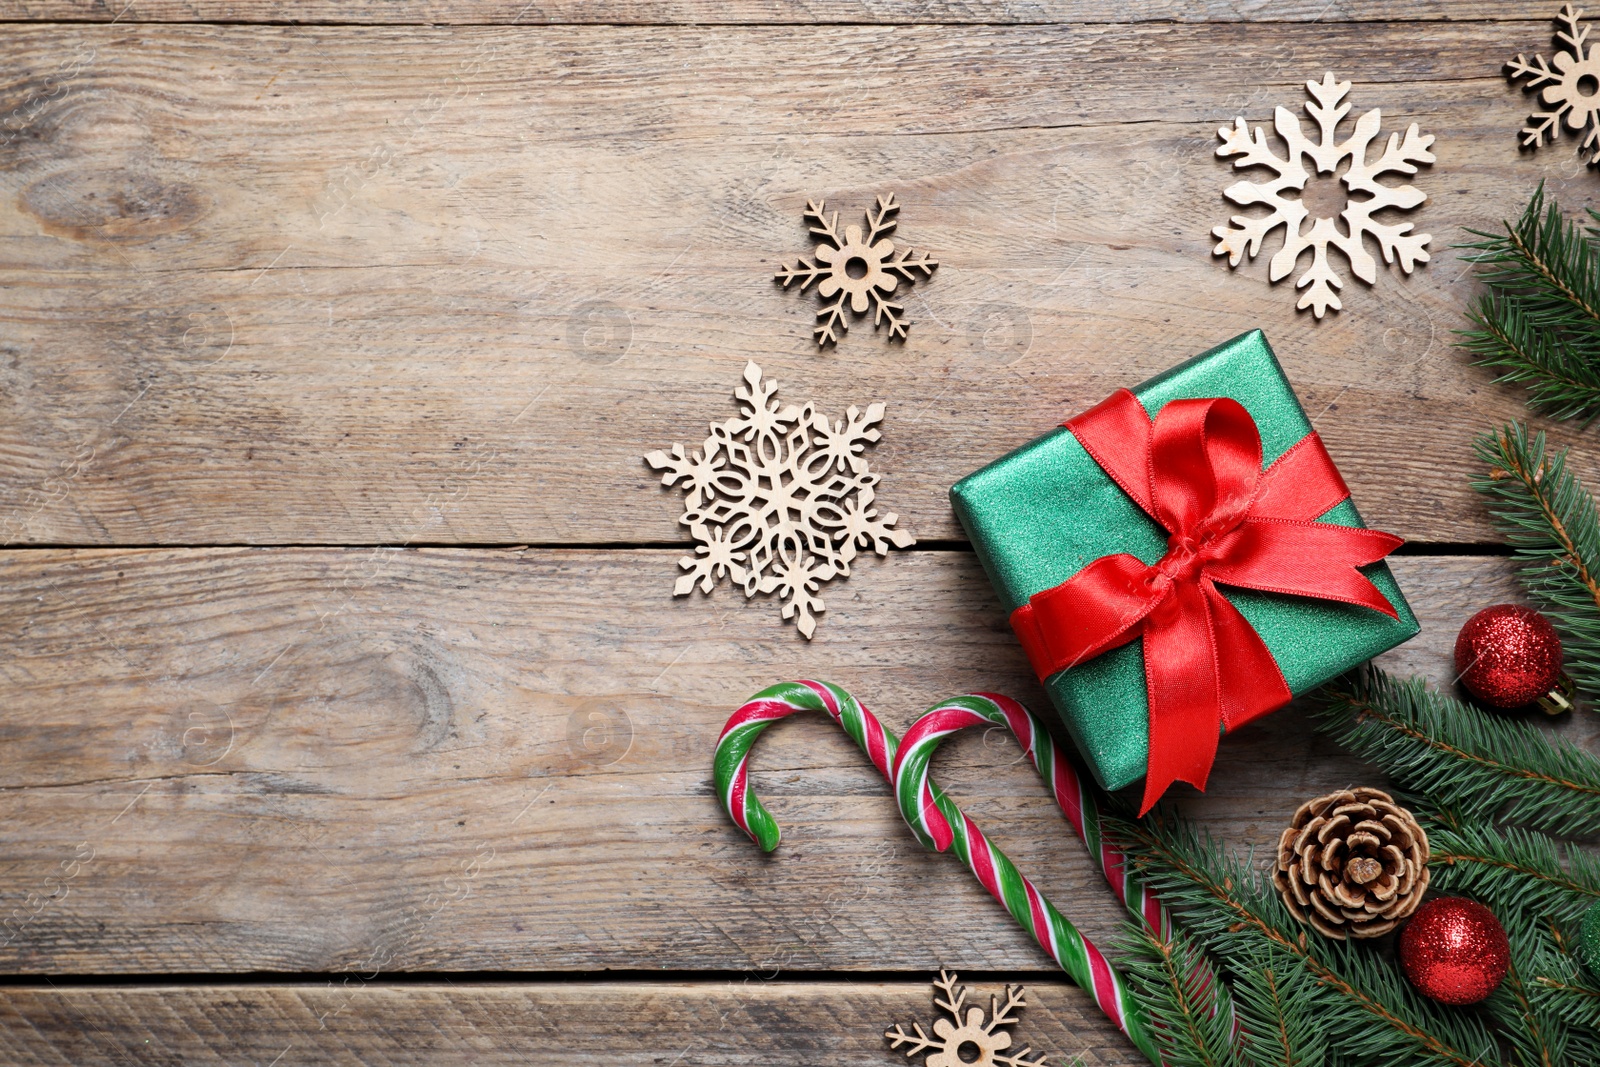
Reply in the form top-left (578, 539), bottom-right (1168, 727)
top-left (894, 692), bottom-right (1239, 1056)
top-left (712, 680), bottom-right (1161, 1064)
top-left (891, 693), bottom-right (1158, 1059)
top-left (893, 691), bottom-right (1169, 938)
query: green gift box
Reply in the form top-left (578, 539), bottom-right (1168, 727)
top-left (949, 329), bottom-right (1418, 797)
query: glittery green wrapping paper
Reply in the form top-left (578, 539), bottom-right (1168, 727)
top-left (949, 330), bottom-right (1419, 793)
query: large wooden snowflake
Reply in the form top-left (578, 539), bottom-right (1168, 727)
top-left (885, 971), bottom-right (1049, 1067)
top-left (644, 362), bottom-right (914, 638)
top-left (775, 193), bottom-right (938, 347)
top-left (1507, 4), bottom-right (1600, 165)
top-left (1213, 72), bottom-right (1435, 318)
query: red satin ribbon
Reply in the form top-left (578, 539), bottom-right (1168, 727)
top-left (1009, 390), bottom-right (1402, 815)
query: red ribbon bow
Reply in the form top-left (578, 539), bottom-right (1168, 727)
top-left (1010, 390), bottom-right (1403, 815)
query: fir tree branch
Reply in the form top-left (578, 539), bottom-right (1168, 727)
top-left (1533, 971), bottom-right (1600, 1037)
top-left (1474, 423), bottom-right (1600, 702)
top-left (1463, 297), bottom-right (1600, 423)
top-left (1487, 189), bottom-right (1600, 321)
top-left (1487, 922), bottom-right (1571, 1067)
top-left (1458, 183), bottom-right (1600, 421)
top-left (1520, 921), bottom-right (1600, 1063)
top-left (1429, 821), bottom-right (1600, 928)
top-left (1111, 813), bottom-right (1494, 1067)
top-left (1311, 665), bottom-right (1600, 837)
top-left (1118, 923), bottom-right (1243, 1067)
top-left (1231, 958), bottom-right (1327, 1067)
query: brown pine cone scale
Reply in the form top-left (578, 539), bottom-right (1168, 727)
top-left (1273, 786), bottom-right (1429, 940)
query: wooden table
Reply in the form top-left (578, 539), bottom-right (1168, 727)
top-left (2, 2), bottom-right (1598, 1063)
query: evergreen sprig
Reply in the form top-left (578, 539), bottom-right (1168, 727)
top-left (1488, 921), bottom-right (1574, 1067)
top-left (1311, 665), bottom-right (1600, 838)
top-left (1534, 965), bottom-right (1600, 1049)
top-left (1118, 922), bottom-right (1243, 1067)
top-left (1230, 955), bottom-right (1328, 1067)
top-left (1428, 821), bottom-right (1600, 927)
top-left (1474, 422), bottom-right (1600, 701)
top-left (1459, 184), bottom-right (1600, 421)
top-left (1110, 812), bottom-right (1495, 1067)
top-left (1115, 663), bottom-right (1600, 1063)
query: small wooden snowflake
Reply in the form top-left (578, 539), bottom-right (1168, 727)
top-left (1507, 4), bottom-right (1600, 165)
top-left (885, 970), bottom-right (1051, 1067)
top-left (643, 362), bottom-right (914, 638)
top-left (775, 193), bottom-right (938, 347)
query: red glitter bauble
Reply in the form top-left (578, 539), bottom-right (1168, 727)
top-left (1398, 897), bottom-right (1510, 1005)
top-left (1454, 604), bottom-right (1563, 708)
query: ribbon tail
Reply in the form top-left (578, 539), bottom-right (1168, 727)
top-left (1139, 581), bottom-right (1223, 816)
top-left (1206, 520), bottom-right (1404, 618)
top-left (1206, 583), bottom-right (1293, 731)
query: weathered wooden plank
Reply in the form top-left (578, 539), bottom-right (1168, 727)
top-left (0, 0), bottom-right (1565, 25)
top-left (0, 980), bottom-right (1145, 1067)
top-left (0, 22), bottom-right (1592, 546)
top-left (0, 547), bottom-right (1584, 974)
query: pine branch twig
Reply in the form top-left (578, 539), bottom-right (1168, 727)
top-left (1475, 422), bottom-right (1600, 703)
top-left (1117, 922), bottom-right (1243, 1067)
top-left (1428, 820), bottom-right (1600, 928)
top-left (1457, 184), bottom-right (1600, 421)
top-left (1231, 961), bottom-right (1327, 1067)
top-left (1312, 665), bottom-right (1600, 837)
top-left (1534, 971), bottom-right (1600, 1038)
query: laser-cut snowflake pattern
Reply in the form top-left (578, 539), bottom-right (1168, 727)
top-left (643, 361), bottom-right (914, 638)
top-left (775, 193), bottom-right (938, 347)
top-left (1507, 4), bottom-right (1600, 165)
top-left (1213, 72), bottom-right (1435, 319)
top-left (885, 970), bottom-right (1050, 1067)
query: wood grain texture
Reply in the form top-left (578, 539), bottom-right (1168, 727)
top-left (2, 22), bottom-right (1598, 546)
top-left (0, 980), bottom-right (1146, 1067)
top-left (0, 546), bottom-right (1586, 975)
top-left (0, 0), bottom-right (1567, 24)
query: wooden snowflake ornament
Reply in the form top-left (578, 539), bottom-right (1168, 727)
top-left (885, 971), bottom-right (1049, 1067)
top-left (1507, 5), bottom-right (1600, 165)
top-left (775, 193), bottom-right (938, 346)
top-left (643, 362), bottom-right (914, 638)
top-left (1213, 73), bottom-right (1435, 318)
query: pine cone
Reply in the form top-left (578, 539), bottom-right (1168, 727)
top-left (1273, 787), bottom-right (1429, 940)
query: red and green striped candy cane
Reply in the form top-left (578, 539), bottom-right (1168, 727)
top-left (894, 692), bottom-right (1236, 1048)
top-left (716, 681), bottom-right (1163, 926)
top-left (891, 693), bottom-right (1159, 1061)
top-left (712, 681), bottom-right (1161, 1064)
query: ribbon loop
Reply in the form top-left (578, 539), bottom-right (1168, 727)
top-left (1010, 390), bottom-right (1403, 814)
top-left (1148, 397), bottom-right (1260, 538)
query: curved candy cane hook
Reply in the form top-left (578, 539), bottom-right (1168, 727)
top-left (894, 692), bottom-right (1170, 938)
top-left (713, 679), bottom-right (897, 852)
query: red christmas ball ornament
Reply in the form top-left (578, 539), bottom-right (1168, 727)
top-left (1398, 897), bottom-right (1510, 1005)
top-left (1454, 604), bottom-right (1568, 712)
